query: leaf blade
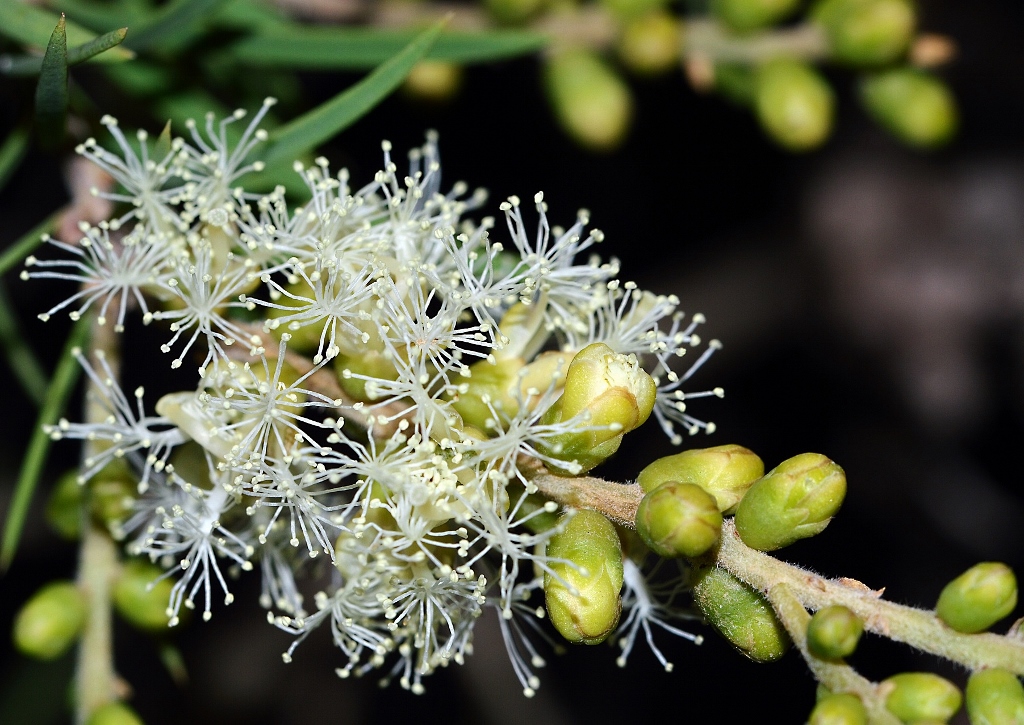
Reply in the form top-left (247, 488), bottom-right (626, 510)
top-left (125, 0), bottom-right (233, 53)
top-left (1, 27), bottom-right (130, 77)
top-left (0, 0), bottom-right (132, 61)
top-left (34, 15), bottom-right (69, 148)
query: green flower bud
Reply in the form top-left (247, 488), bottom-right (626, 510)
top-left (734, 452), bottom-right (846, 551)
top-left (883, 672), bottom-right (962, 723)
top-left (691, 567), bottom-right (790, 662)
top-left (334, 349), bottom-right (400, 402)
top-left (484, 0), bottom-right (546, 25)
top-left (711, 0), bottom-right (801, 33)
top-left (754, 59), bottom-right (835, 152)
top-left (860, 68), bottom-right (958, 148)
top-left (113, 559), bottom-right (175, 632)
top-left (13, 581), bottom-right (87, 660)
top-left (403, 60), bottom-right (463, 103)
top-left (545, 49), bottom-right (633, 151)
top-left (46, 469), bottom-right (83, 540)
top-left (86, 702), bottom-right (144, 725)
top-left (809, 693), bottom-right (869, 725)
top-left (544, 510), bottom-right (624, 645)
top-left (965, 669), bottom-right (1024, 725)
top-left (935, 562), bottom-right (1017, 634)
top-left (637, 444), bottom-right (764, 513)
top-left (806, 605), bottom-right (863, 660)
top-left (538, 343), bottom-right (656, 474)
top-left (450, 356), bottom-right (526, 430)
top-left (812, 0), bottom-right (916, 67)
top-left (618, 11), bottom-right (681, 76)
top-left (635, 482), bottom-right (723, 558)
top-left (91, 475), bottom-right (136, 534)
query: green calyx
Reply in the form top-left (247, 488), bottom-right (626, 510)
top-left (635, 481), bottom-right (723, 558)
top-left (935, 562), bottom-right (1018, 634)
top-left (734, 452), bottom-right (846, 552)
top-left (636, 443), bottom-right (764, 513)
top-left (860, 68), bottom-right (958, 148)
top-left (965, 669), bottom-right (1024, 725)
top-left (882, 672), bottom-right (962, 723)
top-left (13, 580), bottom-right (87, 660)
top-left (754, 58), bottom-right (835, 152)
top-left (812, 0), bottom-right (916, 66)
top-left (809, 693), bottom-right (868, 725)
top-left (545, 49), bottom-right (633, 151)
top-left (691, 566), bottom-right (790, 662)
top-left (544, 510), bottom-right (624, 645)
top-left (85, 702), bottom-right (144, 725)
top-left (113, 558), bottom-right (176, 632)
top-left (806, 605), bottom-right (863, 660)
top-left (711, 0), bottom-right (802, 33)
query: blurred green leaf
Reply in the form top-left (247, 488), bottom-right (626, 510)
top-left (229, 26), bottom-right (548, 70)
top-left (0, 0), bottom-right (133, 61)
top-left (0, 126), bottom-right (30, 190)
top-left (262, 20), bottom-right (446, 168)
top-left (0, 212), bottom-right (59, 278)
top-left (0, 315), bottom-right (90, 572)
top-left (34, 16), bottom-right (69, 149)
top-left (0, 279), bottom-right (48, 407)
top-left (2, 27), bottom-right (129, 76)
top-left (125, 0), bottom-right (232, 53)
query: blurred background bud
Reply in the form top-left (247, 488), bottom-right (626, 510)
top-left (545, 49), bottom-right (634, 151)
top-left (113, 559), bottom-right (176, 632)
top-left (860, 68), bottom-right (958, 148)
top-left (12, 581), bottom-right (86, 660)
top-left (711, 0), bottom-right (802, 34)
top-left (754, 58), bottom-right (834, 151)
top-left (618, 11), bottom-right (681, 76)
top-left (85, 702), bottom-right (144, 725)
top-left (45, 469), bottom-right (83, 540)
top-left (812, 0), bottom-right (916, 66)
top-left (403, 60), bottom-right (463, 103)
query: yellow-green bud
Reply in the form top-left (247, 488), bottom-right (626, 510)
top-left (734, 452), bottom-right (846, 551)
top-left (637, 444), bottom-right (764, 513)
top-left (618, 11), bottom-right (681, 76)
top-left (539, 343), bottom-right (656, 474)
top-left (691, 566), bottom-right (790, 662)
top-left (13, 581), bottom-right (87, 660)
top-left (806, 605), bottom-right (863, 660)
top-left (544, 510), bottom-right (624, 645)
top-left (710, 0), bottom-right (801, 33)
top-left (484, 0), bottom-right (546, 25)
top-left (114, 559), bottom-right (175, 632)
top-left (965, 669), bottom-right (1024, 725)
top-left (883, 672), bottom-right (962, 723)
top-left (809, 693), bottom-right (869, 725)
top-left (450, 357), bottom-right (525, 431)
top-left (635, 482), bottom-right (722, 558)
top-left (86, 702), bottom-right (144, 725)
top-left (91, 475), bottom-right (136, 533)
top-left (860, 68), bottom-right (958, 148)
top-left (403, 60), bottom-right (463, 103)
top-left (812, 0), bottom-right (916, 67)
top-left (334, 350), bottom-right (400, 402)
top-left (935, 562), bottom-right (1017, 634)
top-left (46, 469), bottom-right (83, 540)
top-left (545, 49), bottom-right (633, 151)
top-left (754, 58), bottom-right (835, 152)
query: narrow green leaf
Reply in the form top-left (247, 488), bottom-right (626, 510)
top-left (262, 20), bottom-right (446, 168)
top-left (227, 26), bottom-right (547, 70)
top-left (0, 315), bottom-right (90, 572)
top-left (0, 0), bottom-right (133, 61)
top-left (0, 280), bottom-right (48, 407)
top-left (2, 27), bottom-right (129, 76)
top-left (35, 15), bottom-right (69, 148)
top-left (0, 212), bottom-right (60, 278)
top-left (126, 0), bottom-right (232, 53)
top-left (0, 126), bottom-right (30, 191)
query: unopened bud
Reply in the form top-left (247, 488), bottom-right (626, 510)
top-left (451, 357), bottom-right (526, 431)
top-left (636, 482), bottom-right (723, 558)
top-left (334, 350), bottom-right (400, 402)
top-left (860, 68), bottom-right (957, 148)
top-left (965, 668), bottom-right (1024, 725)
top-left (691, 566), bottom-right (790, 662)
top-left (637, 444), bottom-right (764, 513)
top-left (754, 59), bottom-right (834, 151)
top-left (403, 61), bottom-right (463, 103)
top-left (86, 702), bottom-right (144, 725)
top-left (734, 452), bottom-right (846, 551)
top-left (46, 469), bottom-right (83, 540)
top-left (13, 581), bottom-right (87, 660)
top-left (114, 559), bottom-right (175, 632)
top-left (935, 562), bottom-right (1017, 634)
top-left (883, 672), bottom-right (962, 723)
top-left (711, 0), bottom-right (801, 33)
top-left (806, 605), bottom-right (863, 660)
top-left (544, 510), bottom-right (624, 645)
top-left (545, 49), bottom-right (633, 151)
top-left (809, 693), bottom-right (868, 725)
top-left (484, 0), bottom-right (546, 24)
top-left (618, 11), bottom-right (681, 75)
top-left (812, 0), bottom-right (916, 66)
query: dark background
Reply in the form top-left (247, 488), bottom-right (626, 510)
top-left (2, 0), bottom-right (1023, 722)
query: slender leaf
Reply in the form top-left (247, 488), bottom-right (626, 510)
top-left (262, 20), bottom-right (446, 168)
top-left (0, 280), bottom-right (48, 407)
top-left (34, 16), bottom-right (69, 149)
top-left (0, 212), bottom-right (60, 278)
top-left (0, 126), bottom-right (30, 191)
top-left (0, 315), bottom-right (90, 572)
top-left (0, 0), bottom-right (133, 61)
top-left (125, 0), bottom-right (232, 53)
top-left (1, 27), bottom-right (129, 76)
top-left (227, 26), bottom-right (547, 70)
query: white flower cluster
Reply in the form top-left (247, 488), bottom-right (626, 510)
top-left (27, 101), bottom-right (721, 694)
